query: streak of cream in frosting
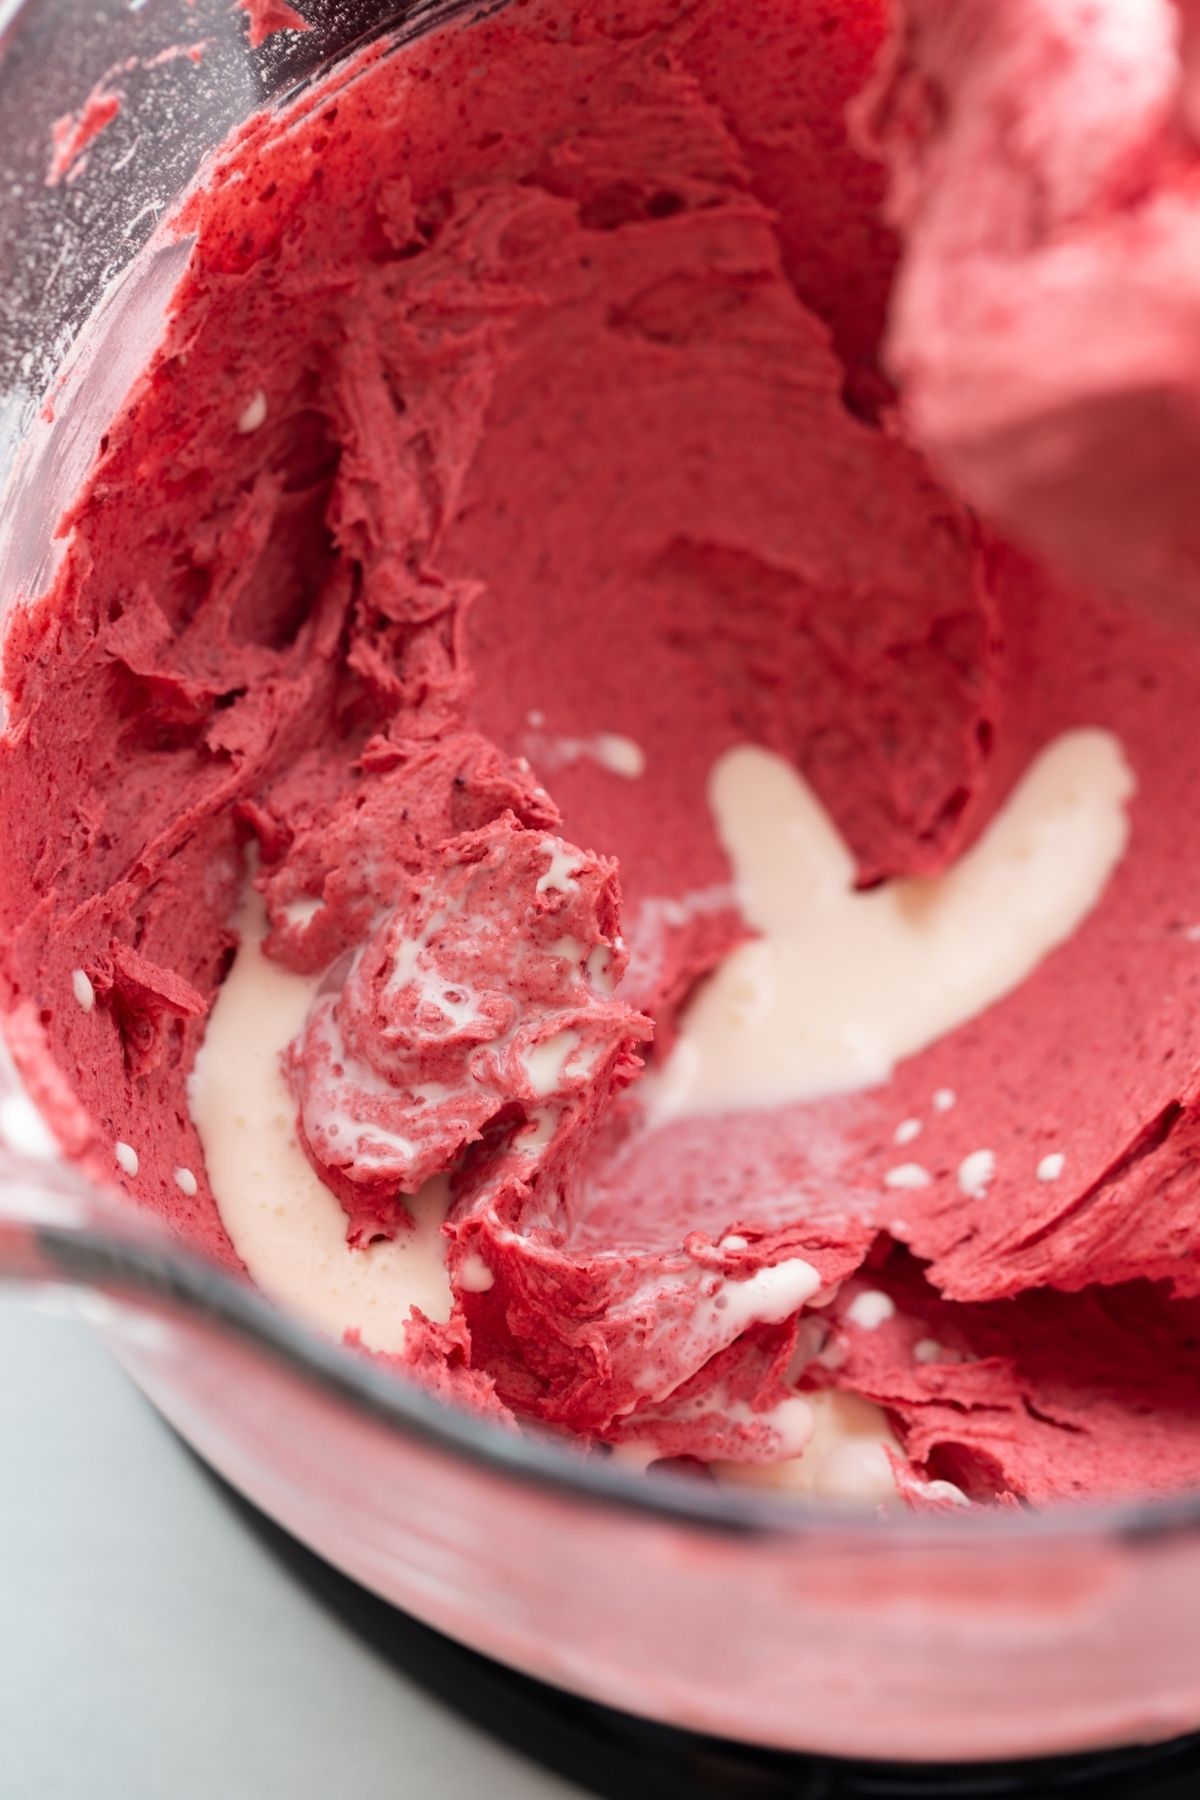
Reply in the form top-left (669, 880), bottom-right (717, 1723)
top-left (525, 728), bottom-right (646, 780)
top-left (649, 729), bottom-right (1134, 1123)
top-left (189, 889), bottom-right (453, 1352)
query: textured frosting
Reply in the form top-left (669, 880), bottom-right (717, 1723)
top-left (8, 0), bottom-right (1200, 1501)
top-left (863, 0), bottom-right (1200, 606)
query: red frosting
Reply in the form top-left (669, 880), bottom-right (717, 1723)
top-left (9, 0), bottom-right (1200, 1501)
top-left (826, 1254), bottom-right (1200, 1506)
top-left (289, 817), bottom-right (649, 1242)
top-left (236, 0), bottom-right (310, 50)
top-left (863, 0), bottom-right (1200, 608)
top-left (48, 83), bottom-right (122, 187)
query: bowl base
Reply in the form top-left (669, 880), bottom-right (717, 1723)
top-left (187, 1447), bottom-right (1200, 1797)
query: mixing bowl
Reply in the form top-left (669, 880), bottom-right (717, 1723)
top-left (4, 0), bottom-right (1200, 1764)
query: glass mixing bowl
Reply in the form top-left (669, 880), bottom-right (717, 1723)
top-left (4, 0), bottom-right (1200, 1766)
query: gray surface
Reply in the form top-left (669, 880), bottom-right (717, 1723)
top-left (0, 1295), bottom-right (581, 1800)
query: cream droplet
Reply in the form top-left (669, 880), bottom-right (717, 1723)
top-left (846, 1290), bottom-right (895, 1330)
top-left (0, 1094), bottom-right (58, 1160)
top-left (71, 968), bottom-right (95, 1012)
top-left (115, 1141), bottom-right (139, 1177)
top-left (237, 390), bottom-right (267, 434)
top-left (884, 1162), bottom-right (932, 1190)
top-left (1037, 1151), bottom-right (1065, 1182)
top-left (459, 1252), bottom-right (495, 1293)
top-left (807, 1282), bottom-right (841, 1309)
top-left (933, 1088), bottom-right (957, 1113)
top-left (173, 1166), bottom-right (198, 1196)
top-left (811, 1440), bottom-right (898, 1504)
top-left (893, 1117), bottom-right (921, 1145)
top-left (924, 1479), bottom-right (971, 1508)
top-left (592, 732), bottom-right (646, 779)
top-left (957, 1148), bottom-right (996, 1198)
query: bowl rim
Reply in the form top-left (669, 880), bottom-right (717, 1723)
top-left (32, 1208), bottom-right (1200, 1548)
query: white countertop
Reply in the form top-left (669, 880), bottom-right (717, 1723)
top-left (0, 1294), bottom-right (582, 1800)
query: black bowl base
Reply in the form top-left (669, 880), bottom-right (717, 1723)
top-left (193, 1453), bottom-right (1200, 1799)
